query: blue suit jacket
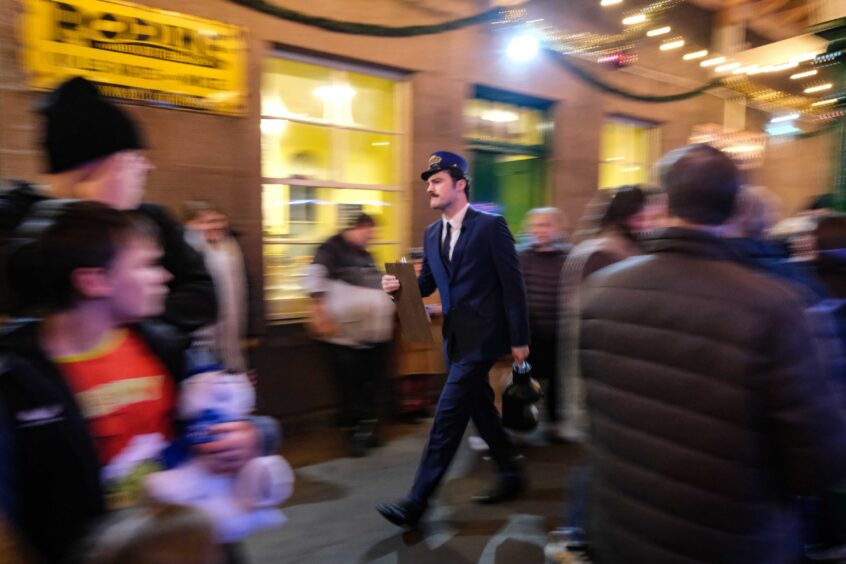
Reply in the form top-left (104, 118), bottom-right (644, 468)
top-left (418, 207), bottom-right (530, 362)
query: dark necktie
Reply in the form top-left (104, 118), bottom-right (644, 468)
top-left (441, 222), bottom-right (452, 265)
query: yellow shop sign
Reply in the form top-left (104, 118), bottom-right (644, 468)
top-left (21, 0), bottom-right (247, 115)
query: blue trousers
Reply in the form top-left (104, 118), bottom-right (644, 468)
top-left (409, 357), bottom-right (517, 506)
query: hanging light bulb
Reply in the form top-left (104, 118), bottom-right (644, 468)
top-left (506, 34), bottom-right (539, 62)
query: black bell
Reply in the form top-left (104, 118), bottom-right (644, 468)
top-left (502, 361), bottom-right (544, 432)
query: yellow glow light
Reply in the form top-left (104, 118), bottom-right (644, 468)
top-left (622, 14), bottom-right (646, 25)
top-left (715, 62), bottom-right (741, 72)
top-left (481, 109), bottom-right (519, 122)
top-left (790, 70), bottom-right (818, 80)
top-left (733, 65), bottom-right (758, 75)
top-left (700, 56), bottom-right (726, 67)
top-left (804, 83), bottom-right (833, 94)
top-left (647, 27), bottom-right (671, 37)
top-left (791, 52), bottom-right (820, 63)
top-left (660, 39), bottom-right (685, 51)
top-left (683, 50), bottom-right (708, 60)
top-left (764, 61), bottom-right (798, 73)
top-left (812, 98), bottom-right (838, 107)
top-left (600, 0), bottom-right (622, 6)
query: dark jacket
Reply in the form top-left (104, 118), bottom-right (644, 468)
top-left (814, 250), bottom-right (846, 299)
top-left (0, 320), bottom-right (186, 563)
top-left (0, 181), bottom-right (217, 333)
top-left (518, 244), bottom-right (568, 339)
top-left (579, 227), bottom-right (846, 564)
top-left (418, 207), bottom-right (530, 362)
top-left (312, 233), bottom-right (382, 290)
top-left (729, 237), bottom-right (829, 302)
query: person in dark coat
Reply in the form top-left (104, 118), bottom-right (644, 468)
top-left (0, 76), bottom-right (216, 334)
top-left (812, 215), bottom-right (846, 299)
top-left (558, 186), bottom-right (648, 442)
top-left (578, 144), bottom-right (846, 564)
top-left (306, 213), bottom-right (395, 457)
top-left (518, 207), bottom-right (569, 436)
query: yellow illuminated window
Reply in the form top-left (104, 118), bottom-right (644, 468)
top-left (463, 99), bottom-right (546, 147)
top-left (598, 118), bottom-right (660, 189)
top-left (261, 57), bottom-right (406, 320)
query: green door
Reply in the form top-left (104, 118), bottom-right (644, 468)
top-left (471, 151), bottom-right (546, 233)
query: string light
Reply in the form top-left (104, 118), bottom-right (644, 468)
top-left (495, 1), bottom-right (833, 116)
top-left (622, 14), bottom-right (646, 25)
top-left (770, 113), bottom-right (799, 123)
top-left (660, 38), bottom-right (685, 50)
top-left (804, 83), bottom-right (833, 94)
top-left (790, 70), bottom-right (818, 80)
top-left (715, 62), bottom-right (741, 72)
top-left (732, 65), bottom-right (758, 75)
top-left (646, 26), bottom-right (670, 36)
top-left (761, 61), bottom-right (797, 73)
top-left (700, 56), bottom-right (726, 67)
top-left (791, 52), bottom-right (820, 63)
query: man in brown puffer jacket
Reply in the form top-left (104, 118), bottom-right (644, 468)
top-left (578, 144), bottom-right (846, 564)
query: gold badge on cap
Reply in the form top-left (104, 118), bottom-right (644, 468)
top-left (428, 154), bottom-right (442, 167)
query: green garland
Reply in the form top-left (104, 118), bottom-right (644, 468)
top-left (545, 49), bottom-right (724, 103)
top-left (229, 0), bottom-right (532, 36)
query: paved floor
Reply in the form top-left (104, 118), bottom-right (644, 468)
top-left (244, 421), bottom-right (586, 563)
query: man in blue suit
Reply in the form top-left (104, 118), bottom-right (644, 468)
top-left (376, 151), bottom-right (531, 528)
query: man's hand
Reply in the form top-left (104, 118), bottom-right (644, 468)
top-left (382, 274), bottom-right (401, 294)
top-left (512, 346), bottom-right (530, 365)
top-left (193, 421), bottom-right (261, 475)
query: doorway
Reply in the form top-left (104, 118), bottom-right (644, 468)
top-left (472, 152), bottom-right (546, 233)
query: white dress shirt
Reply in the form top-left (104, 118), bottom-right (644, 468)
top-left (441, 204), bottom-right (470, 261)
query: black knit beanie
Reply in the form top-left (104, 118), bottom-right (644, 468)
top-left (39, 77), bottom-right (145, 173)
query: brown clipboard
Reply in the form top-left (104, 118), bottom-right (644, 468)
top-left (385, 262), bottom-right (434, 344)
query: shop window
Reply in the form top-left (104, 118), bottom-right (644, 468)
top-left (463, 98), bottom-right (547, 148)
top-left (261, 56), bottom-right (406, 320)
top-left (598, 117), bottom-right (661, 189)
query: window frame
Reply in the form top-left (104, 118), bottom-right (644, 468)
top-left (260, 51), bottom-right (410, 322)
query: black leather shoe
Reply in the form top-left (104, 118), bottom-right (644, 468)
top-left (375, 499), bottom-right (425, 528)
top-left (344, 429), bottom-right (368, 458)
top-left (472, 475), bottom-right (527, 505)
top-left (354, 421), bottom-right (382, 449)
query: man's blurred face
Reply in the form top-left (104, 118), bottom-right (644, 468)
top-left (528, 213), bottom-right (559, 247)
top-left (72, 150), bottom-right (152, 210)
top-left (345, 225), bottom-right (374, 249)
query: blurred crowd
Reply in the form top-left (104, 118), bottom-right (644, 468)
top-left (3, 75), bottom-right (846, 564)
